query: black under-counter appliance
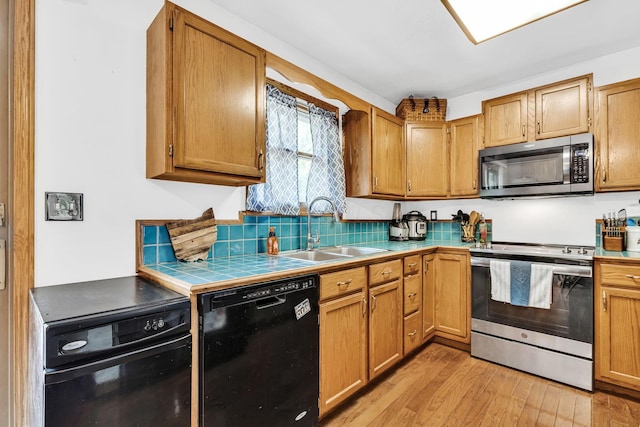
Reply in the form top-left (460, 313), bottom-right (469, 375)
top-left (29, 276), bottom-right (192, 427)
top-left (199, 274), bottom-right (319, 427)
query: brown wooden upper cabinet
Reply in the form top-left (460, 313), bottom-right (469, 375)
top-left (146, 2), bottom-right (267, 186)
top-left (595, 77), bottom-right (640, 192)
top-left (404, 116), bottom-right (480, 199)
top-left (449, 115), bottom-right (481, 197)
top-left (483, 75), bottom-right (592, 148)
top-left (483, 92), bottom-right (528, 147)
top-left (406, 122), bottom-right (448, 198)
top-left (344, 107), bottom-right (405, 198)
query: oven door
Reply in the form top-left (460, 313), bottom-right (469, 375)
top-left (471, 257), bottom-right (593, 347)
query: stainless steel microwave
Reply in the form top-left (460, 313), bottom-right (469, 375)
top-left (479, 133), bottom-right (593, 198)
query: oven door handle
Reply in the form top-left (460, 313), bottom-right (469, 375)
top-left (44, 334), bottom-right (191, 385)
top-left (470, 257), bottom-right (592, 277)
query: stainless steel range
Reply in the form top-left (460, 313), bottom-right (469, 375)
top-left (470, 242), bottom-right (594, 391)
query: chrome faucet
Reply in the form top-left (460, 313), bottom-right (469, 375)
top-left (306, 196), bottom-right (340, 250)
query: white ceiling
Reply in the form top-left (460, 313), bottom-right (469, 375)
top-left (206, 0), bottom-right (640, 104)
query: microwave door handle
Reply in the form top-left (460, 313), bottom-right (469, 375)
top-left (563, 145), bottom-right (571, 184)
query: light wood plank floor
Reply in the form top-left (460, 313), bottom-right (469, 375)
top-left (319, 343), bottom-right (640, 427)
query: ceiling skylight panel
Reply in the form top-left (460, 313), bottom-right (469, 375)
top-left (442, 0), bottom-right (588, 44)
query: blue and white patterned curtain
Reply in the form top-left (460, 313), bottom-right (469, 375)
top-left (306, 103), bottom-right (347, 215)
top-left (246, 84), bottom-right (300, 215)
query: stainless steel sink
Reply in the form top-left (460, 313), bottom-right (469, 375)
top-left (279, 246), bottom-right (387, 262)
top-left (279, 250), bottom-right (352, 262)
top-left (321, 246), bottom-right (388, 256)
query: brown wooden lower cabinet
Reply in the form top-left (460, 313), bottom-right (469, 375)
top-left (595, 260), bottom-right (640, 391)
top-left (422, 253), bottom-right (436, 341)
top-left (319, 268), bottom-right (368, 417)
top-left (319, 250), bottom-right (471, 418)
top-left (434, 250), bottom-right (470, 343)
top-left (368, 259), bottom-right (403, 379)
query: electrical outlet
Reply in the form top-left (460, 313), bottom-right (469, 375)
top-left (45, 192), bottom-right (83, 221)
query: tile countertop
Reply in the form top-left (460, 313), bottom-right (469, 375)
top-left (594, 247), bottom-right (640, 260)
top-left (138, 239), bottom-right (473, 295)
top-left (138, 238), bottom-right (640, 295)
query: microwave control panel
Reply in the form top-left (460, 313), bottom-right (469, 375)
top-left (571, 143), bottom-right (590, 183)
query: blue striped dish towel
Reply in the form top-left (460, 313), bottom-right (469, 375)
top-left (490, 260), bottom-right (553, 309)
top-left (510, 260), bottom-right (531, 306)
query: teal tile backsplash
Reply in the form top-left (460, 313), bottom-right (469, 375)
top-left (141, 217), bottom-right (491, 265)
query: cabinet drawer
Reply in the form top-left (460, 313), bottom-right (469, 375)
top-left (403, 311), bottom-right (421, 355)
top-left (369, 259), bottom-right (402, 286)
top-left (404, 255), bottom-right (422, 276)
top-left (599, 263), bottom-right (640, 289)
top-left (320, 267), bottom-right (366, 301)
top-left (404, 274), bottom-right (421, 315)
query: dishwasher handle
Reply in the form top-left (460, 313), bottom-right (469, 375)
top-left (256, 295), bottom-right (286, 310)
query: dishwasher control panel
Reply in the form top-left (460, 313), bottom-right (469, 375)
top-left (203, 275), bottom-right (318, 311)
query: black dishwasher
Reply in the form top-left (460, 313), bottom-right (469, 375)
top-left (30, 277), bottom-right (192, 427)
top-left (198, 274), bottom-right (319, 427)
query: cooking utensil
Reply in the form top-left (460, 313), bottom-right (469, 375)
top-left (469, 211), bottom-right (479, 225)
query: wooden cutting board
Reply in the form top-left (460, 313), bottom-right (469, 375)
top-left (165, 208), bottom-right (218, 261)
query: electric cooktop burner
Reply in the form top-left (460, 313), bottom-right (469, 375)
top-left (469, 241), bottom-right (595, 262)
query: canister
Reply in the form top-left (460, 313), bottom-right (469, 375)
top-left (626, 226), bottom-right (640, 252)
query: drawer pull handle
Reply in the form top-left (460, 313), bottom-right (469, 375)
top-left (408, 262), bottom-right (417, 268)
top-left (407, 292), bottom-right (417, 298)
top-left (336, 279), bottom-right (352, 287)
top-left (602, 290), bottom-right (607, 312)
top-left (625, 274), bottom-right (640, 280)
top-left (408, 330), bottom-right (418, 338)
top-left (381, 269), bottom-right (393, 277)
top-left (371, 295), bottom-right (377, 311)
top-left (362, 297), bottom-right (367, 316)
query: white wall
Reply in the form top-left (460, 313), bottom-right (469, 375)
top-left (35, 0), bottom-right (640, 286)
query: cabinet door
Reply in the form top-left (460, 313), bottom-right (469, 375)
top-left (595, 78), bottom-right (640, 191)
top-left (371, 108), bottom-right (405, 196)
top-left (535, 77), bottom-right (590, 140)
top-left (422, 254), bottom-right (436, 341)
top-left (319, 292), bottom-right (368, 416)
top-left (172, 9), bottom-right (266, 178)
top-left (596, 286), bottom-right (640, 390)
top-left (405, 122), bottom-right (448, 197)
top-left (449, 116), bottom-right (480, 197)
top-left (369, 279), bottom-right (403, 379)
top-left (483, 92), bottom-right (528, 147)
top-left (434, 253), bottom-right (470, 342)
